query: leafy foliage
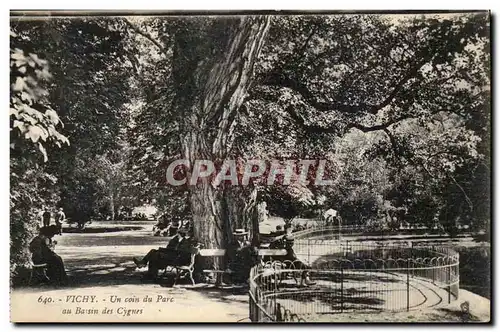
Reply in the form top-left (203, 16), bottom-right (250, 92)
top-left (10, 30), bottom-right (69, 161)
top-left (10, 29), bottom-right (68, 277)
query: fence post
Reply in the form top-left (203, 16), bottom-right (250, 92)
top-left (448, 263), bottom-right (452, 304)
top-left (406, 259), bottom-right (410, 312)
top-left (255, 289), bottom-right (260, 322)
top-left (272, 268), bottom-right (279, 321)
top-left (249, 268), bottom-right (253, 321)
top-left (276, 301), bottom-right (281, 321)
top-left (307, 238), bottom-right (310, 263)
top-left (340, 264), bottom-right (344, 313)
top-left (248, 290), bottom-right (252, 321)
top-left (338, 221), bottom-right (341, 243)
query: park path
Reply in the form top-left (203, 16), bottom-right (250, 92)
top-left (11, 224), bottom-right (249, 322)
top-left (11, 220), bottom-right (489, 322)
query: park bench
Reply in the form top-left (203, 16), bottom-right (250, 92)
top-left (162, 246), bottom-right (200, 286)
top-left (28, 260), bottom-right (49, 286)
top-left (199, 248), bottom-right (287, 285)
top-left (160, 247), bottom-right (287, 286)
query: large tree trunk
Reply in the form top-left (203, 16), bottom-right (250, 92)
top-left (172, 16), bottom-right (270, 268)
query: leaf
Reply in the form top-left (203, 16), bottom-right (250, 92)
top-left (45, 109), bottom-right (60, 125)
top-left (12, 77), bottom-right (27, 92)
top-left (13, 120), bottom-right (27, 132)
top-left (21, 113), bottom-right (38, 125)
top-left (9, 108), bottom-right (19, 118)
top-left (10, 49), bottom-right (26, 61)
top-left (38, 142), bottom-right (48, 162)
top-left (28, 53), bottom-right (43, 67)
top-left (26, 125), bottom-right (43, 143)
top-left (19, 91), bottom-right (33, 104)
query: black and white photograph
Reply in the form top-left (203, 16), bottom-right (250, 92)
top-left (9, 10), bottom-right (491, 323)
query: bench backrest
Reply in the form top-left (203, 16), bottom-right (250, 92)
top-left (259, 249), bottom-right (287, 256)
top-left (199, 249), bottom-right (226, 257)
top-left (198, 248), bottom-right (287, 257)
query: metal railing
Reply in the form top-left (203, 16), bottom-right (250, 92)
top-left (249, 230), bottom-right (459, 322)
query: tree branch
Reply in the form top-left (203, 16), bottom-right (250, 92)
top-left (295, 23), bottom-right (319, 61)
top-left (261, 51), bottom-right (433, 116)
top-left (284, 105), bottom-right (337, 134)
top-left (382, 128), bottom-right (400, 155)
top-left (450, 174), bottom-right (474, 212)
top-left (347, 116), bottom-right (408, 133)
top-left (123, 19), bottom-right (168, 55)
top-left (284, 103), bottom-right (410, 136)
top-left (263, 72), bottom-right (370, 114)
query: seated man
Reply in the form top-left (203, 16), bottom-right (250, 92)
top-left (168, 218), bottom-right (182, 236)
top-left (225, 229), bottom-right (259, 284)
top-left (270, 225), bottom-right (285, 237)
top-left (29, 225), bottom-right (68, 285)
top-left (152, 214), bottom-right (171, 236)
top-left (133, 227), bottom-right (198, 280)
top-left (265, 226), bottom-right (315, 287)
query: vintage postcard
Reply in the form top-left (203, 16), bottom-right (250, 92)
top-left (9, 10), bottom-right (491, 323)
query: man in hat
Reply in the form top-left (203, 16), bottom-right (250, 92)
top-left (233, 229), bottom-right (250, 248)
top-left (41, 206), bottom-right (51, 228)
top-left (225, 229), bottom-right (249, 270)
top-left (152, 213), bottom-right (170, 236)
top-left (225, 229), bottom-right (257, 284)
top-left (54, 207), bottom-right (65, 235)
top-left (133, 226), bottom-right (198, 280)
top-left (268, 225), bottom-right (316, 287)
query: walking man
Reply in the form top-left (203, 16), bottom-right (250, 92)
top-left (55, 207), bottom-right (65, 234)
top-left (41, 207), bottom-right (51, 228)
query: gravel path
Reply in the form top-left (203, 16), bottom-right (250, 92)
top-left (11, 220), bottom-right (490, 322)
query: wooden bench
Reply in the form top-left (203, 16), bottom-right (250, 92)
top-left (162, 247), bottom-right (200, 285)
top-left (199, 249), bottom-right (228, 275)
top-left (160, 247), bottom-right (287, 286)
top-left (28, 261), bottom-right (49, 286)
top-left (199, 248), bottom-right (287, 284)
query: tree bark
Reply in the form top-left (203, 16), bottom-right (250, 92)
top-left (172, 16), bottom-right (270, 267)
top-left (109, 191), bottom-right (115, 221)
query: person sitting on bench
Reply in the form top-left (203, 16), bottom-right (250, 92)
top-left (152, 213), bottom-right (170, 236)
top-left (29, 225), bottom-right (68, 285)
top-left (168, 217), bottom-right (182, 236)
top-left (133, 226), bottom-right (198, 280)
top-left (225, 229), bottom-right (259, 284)
top-left (266, 226), bottom-right (315, 287)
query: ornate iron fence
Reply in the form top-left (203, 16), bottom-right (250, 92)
top-left (249, 237), bottom-right (459, 322)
